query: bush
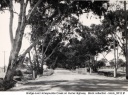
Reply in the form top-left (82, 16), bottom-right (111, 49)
top-left (13, 70), bottom-right (23, 81)
top-left (98, 71), bottom-right (113, 77)
top-left (0, 78), bottom-right (4, 91)
top-left (43, 69), bottom-right (54, 76)
top-left (3, 80), bottom-right (16, 90)
top-left (23, 74), bottom-right (33, 80)
top-left (14, 70), bottom-right (23, 76)
top-left (23, 70), bottom-right (32, 74)
top-left (85, 60), bottom-right (106, 73)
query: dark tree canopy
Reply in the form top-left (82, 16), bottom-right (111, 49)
top-left (0, 0), bottom-right (9, 9)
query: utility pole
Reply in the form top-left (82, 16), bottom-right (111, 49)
top-left (124, 1), bottom-right (128, 79)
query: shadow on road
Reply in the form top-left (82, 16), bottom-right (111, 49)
top-left (10, 78), bottom-right (128, 91)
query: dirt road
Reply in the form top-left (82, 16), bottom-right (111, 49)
top-left (9, 69), bottom-right (128, 91)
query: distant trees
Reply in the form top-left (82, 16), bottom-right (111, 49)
top-left (100, 4), bottom-right (128, 77)
top-left (50, 20), bottom-right (114, 72)
top-left (110, 59), bottom-right (125, 68)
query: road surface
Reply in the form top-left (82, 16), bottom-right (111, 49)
top-left (9, 69), bottom-right (128, 91)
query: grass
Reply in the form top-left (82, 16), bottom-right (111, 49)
top-left (98, 68), bottom-right (126, 78)
top-left (72, 67), bottom-right (126, 78)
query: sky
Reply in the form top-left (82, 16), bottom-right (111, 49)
top-left (0, 0), bottom-right (126, 67)
top-left (0, 4), bottom-right (30, 67)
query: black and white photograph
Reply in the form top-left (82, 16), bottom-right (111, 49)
top-left (0, 0), bottom-right (128, 92)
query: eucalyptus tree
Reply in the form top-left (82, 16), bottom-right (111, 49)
top-left (0, 0), bottom-right (109, 89)
top-left (54, 22), bottom-right (114, 71)
top-left (100, 5), bottom-right (128, 77)
top-left (29, 15), bottom-right (80, 74)
top-left (76, 24), bottom-right (113, 72)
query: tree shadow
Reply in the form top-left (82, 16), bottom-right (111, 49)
top-left (97, 71), bottom-right (126, 78)
top-left (9, 78), bottom-right (128, 91)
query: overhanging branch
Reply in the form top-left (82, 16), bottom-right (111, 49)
top-left (101, 52), bottom-right (110, 63)
top-left (19, 14), bottom-right (64, 59)
top-left (26, 0), bottom-right (42, 22)
top-left (43, 36), bottom-right (55, 57)
top-left (44, 43), bottom-right (59, 62)
top-left (2, 8), bottom-right (19, 15)
top-left (18, 12), bottom-right (67, 67)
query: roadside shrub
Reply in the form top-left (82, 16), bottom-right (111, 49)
top-left (14, 70), bottom-right (23, 76)
top-left (0, 78), bottom-right (4, 91)
top-left (93, 60), bottom-right (106, 72)
top-left (98, 71), bottom-right (113, 77)
top-left (43, 69), bottom-right (54, 76)
top-left (3, 80), bottom-right (16, 90)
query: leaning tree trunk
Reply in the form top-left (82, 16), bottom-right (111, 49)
top-left (4, 0), bottom-right (26, 85)
top-left (3, 0), bottom-right (62, 88)
top-left (50, 57), bottom-right (58, 69)
top-left (4, 0), bottom-right (43, 84)
top-left (4, 58), bottom-right (18, 82)
top-left (4, 28), bottom-right (26, 82)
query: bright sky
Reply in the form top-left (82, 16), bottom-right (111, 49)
top-left (0, 0), bottom-right (125, 67)
top-left (0, 2), bottom-right (31, 67)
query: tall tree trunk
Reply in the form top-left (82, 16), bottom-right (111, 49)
top-left (124, 1), bottom-right (128, 80)
top-left (9, 0), bottom-right (14, 48)
top-left (40, 40), bottom-right (45, 74)
top-left (4, 0), bottom-right (42, 84)
top-left (89, 55), bottom-right (92, 74)
top-left (28, 52), bottom-right (33, 69)
top-left (113, 34), bottom-right (117, 78)
top-left (29, 51), bottom-right (37, 79)
top-left (4, 0), bottom-right (62, 88)
top-left (4, 0), bottom-right (26, 83)
top-left (50, 57), bottom-right (58, 69)
top-left (4, 58), bottom-right (17, 81)
top-left (34, 46), bottom-right (39, 74)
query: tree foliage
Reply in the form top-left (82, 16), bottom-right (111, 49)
top-left (0, 0), bottom-right (110, 90)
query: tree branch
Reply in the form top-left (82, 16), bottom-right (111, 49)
top-left (18, 14), bottom-right (65, 61)
top-left (28, 52), bottom-right (33, 69)
top-left (44, 43), bottom-right (59, 62)
top-left (19, 0), bottom-right (28, 32)
top-left (9, 0), bottom-right (14, 48)
top-left (14, 0), bottom-right (25, 42)
top-left (111, 31), bottom-right (124, 55)
top-left (2, 8), bottom-right (19, 15)
top-left (101, 52), bottom-right (110, 63)
top-left (43, 36), bottom-right (55, 57)
top-left (13, 0), bottom-right (27, 55)
top-left (26, 0), bottom-right (42, 22)
top-left (114, 33), bottom-right (124, 49)
top-left (50, 57), bottom-right (58, 68)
